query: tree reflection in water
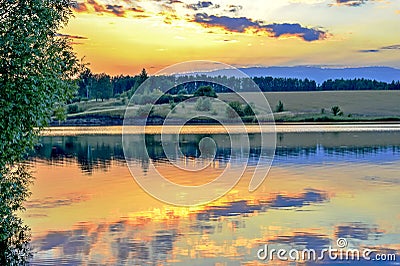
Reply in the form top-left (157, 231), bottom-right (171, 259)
top-left (0, 164), bottom-right (33, 265)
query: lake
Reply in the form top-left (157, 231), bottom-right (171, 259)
top-left (23, 128), bottom-right (400, 265)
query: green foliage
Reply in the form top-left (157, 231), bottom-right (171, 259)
top-left (0, 1), bottom-right (82, 263)
top-left (169, 100), bottom-right (176, 110)
top-left (331, 105), bottom-right (342, 116)
top-left (321, 78), bottom-right (395, 91)
top-left (253, 76), bottom-right (317, 92)
top-left (275, 100), bottom-right (285, 112)
top-left (243, 104), bottom-right (255, 116)
top-left (225, 101), bottom-right (242, 118)
top-left (178, 88), bottom-right (188, 95)
top-left (1, 0), bottom-right (81, 167)
top-left (173, 94), bottom-right (191, 103)
top-left (67, 104), bottom-right (79, 114)
top-left (132, 68), bottom-right (149, 92)
top-left (53, 105), bottom-right (67, 121)
top-left (156, 94), bottom-right (173, 104)
top-left (194, 86), bottom-right (217, 98)
top-left (122, 97), bottom-right (128, 105)
top-left (0, 165), bottom-right (33, 265)
top-left (195, 97), bottom-right (212, 112)
top-left (92, 73), bottom-right (113, 101)
top-left (132, 88), bottom-right (163, 105)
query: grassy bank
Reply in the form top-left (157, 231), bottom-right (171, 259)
top-left (58, 91), bottom-right (400, 125)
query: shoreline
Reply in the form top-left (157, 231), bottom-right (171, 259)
top-left (40, 123), bottom-right (400, 136)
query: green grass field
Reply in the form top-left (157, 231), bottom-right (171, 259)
top-left (64, 91), bottom-right (400, 123)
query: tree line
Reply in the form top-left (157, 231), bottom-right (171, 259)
top-left (74, 69), bottom-right (400, 102)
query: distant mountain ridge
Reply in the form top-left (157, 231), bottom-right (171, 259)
top-left (237, 66), bottom-right (400, 84)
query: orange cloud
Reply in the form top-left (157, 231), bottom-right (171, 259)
top-left (73, 0), bottom-right (131, 17)
top-left (87, 0), bottom-right (105, 12)
top-left (74, 2), bottom-right (88, 12)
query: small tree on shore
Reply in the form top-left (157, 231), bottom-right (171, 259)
top-left (195, 97), bottom-right (212, 111)
top-left (331, 106), bottom-right (342, 116)
top-left (194, 86), bottom-right (217, 98)
top-left (275, 100), bottom-right (284, 112)
top-left (226, 101), bottom-right (244, 118)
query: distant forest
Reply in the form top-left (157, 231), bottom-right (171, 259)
top-left (75, 68), bottom-right (400, 101)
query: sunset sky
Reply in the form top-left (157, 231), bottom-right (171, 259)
top-left (63, 0), bottom-right (400, 75)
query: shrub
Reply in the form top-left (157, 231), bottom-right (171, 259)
top-left (275, 100), bottom-right (284, 112)
top-left (178, 88), bottom-right (188, 95)
top-left (173, 94), bottom-right (191, 103)
top-left (136, 104), bottom-right (153, 118)
top-left (243, 103), bottom-right (255, 116)
top-left (230, 101), bottom-right (244, 116)
top-left (169, 100), bottom-right (176, 112)
top-left (226, 101), bottom-right (244, 118)
top-left (70, 96), bottom-right (81, 103)
top-left (194, 86), bottom-right (217, 98)
top-left (67, 104), bottom-right (79, 114)
top-left (152, 105), bottom-right (170, 118)
top-left (156, 94), bottom-right (173, 105)
top-left (195, 97), bottom-right (212, 111)
top-left (331, 105), bottom-right (341, 116)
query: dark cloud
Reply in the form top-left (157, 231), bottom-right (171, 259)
top-left (269, 189), bottom-right (328, 208)
top-left (358, 49), bottom-right (380, 53)
top-left (56, 33), bottom-right (88, 40)
top-left (167, 0), bottom-right (183, 3)
top-left (267, 23), bottom-right (327, 42)
top-left (381, 44), bottom-right (400, 50)
top-left (87, 0), bottom-right (105, 12)
top-left (358, 44), bottom-right (400, 53)
top-left (73, 0), bottom-right (143, 17)
top-left (193, 13), bottom-right (327, 42)
top-left (335, 223), bottom-right (382, 241)
top-left (195, 189), bottom-right (329, 220)
top-left (32, 222), bottom-right (177, 265)
top-left (130, 7), bottom-right (145, 13)
top-left (331, 0), bottom-right (376, 7)
top-left (106, 4), bottom-right (125, 17)
top-left (26, 194), bottom-right (90, 209)
top-left (73, 2), bottom-right (88, 12)
top-left (193, 13), bottom-right (255, 32)
top-left (226, 4), bottom-right (243, 13)
top-left (187, 1), bottom-right (219, 10)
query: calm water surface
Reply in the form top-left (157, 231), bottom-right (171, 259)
top-left (23, 131), bottom-right (400, 265)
